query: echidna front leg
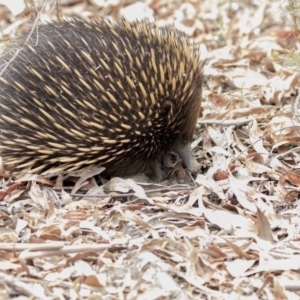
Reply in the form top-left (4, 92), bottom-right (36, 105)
top-left (151, 155), bottom-right (164, 181)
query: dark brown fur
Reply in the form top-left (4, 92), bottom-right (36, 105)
top-left (0, 19), bottom-right (203, 179)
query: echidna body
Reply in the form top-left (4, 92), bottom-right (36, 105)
top-left (0, 19), bottom-right (203, 179)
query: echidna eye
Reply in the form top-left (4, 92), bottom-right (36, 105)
top-left (160, 100), bottom-right (173, 116)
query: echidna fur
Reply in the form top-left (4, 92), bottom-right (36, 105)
top-left (0, 19), bottom-right (203, 179)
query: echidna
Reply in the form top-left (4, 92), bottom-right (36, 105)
top-left (0, 19), bottom-right (203, 179)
